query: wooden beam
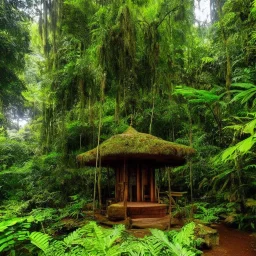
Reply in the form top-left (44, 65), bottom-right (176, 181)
top-left (115, 168), bottom-right (118, 200)
top-left (150, 167), bottom-right (155, 202)
top-left (125, 161), bottom-right (129, 200)
top-left (137, 164), bottom-right (141, 201)
top-left (123, 159), bottom-right (127, 219)
top-left (141, 167), bottom-right (144, 201)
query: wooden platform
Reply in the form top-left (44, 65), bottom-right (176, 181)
top-left (117, 202), bottom-right (168, 218)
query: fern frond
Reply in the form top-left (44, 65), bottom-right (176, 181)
top-left (0, 217), bottom-right (26, 232)
top-left (68, 246), bottom-right (87, 256)
top-left (172, 243), bottom-right (196, 256)
top-left (212, 168), bottom-right (234, 181)
top-left (243, 119), bottom-right (256, 135)
top-left (29, 232), bottom-right (50, 253)
top-left (221, 145), bottom-right (237, 161)
top-left (104, 224), bottom-right (125, 249)
top-left (144, 237), bottom-right (162, 256)
top-left (120, 239), bottom-right (148, 256)
top-left (105, 244), bottom-right (122, 256)
top-left (63, 228), bottom-right (83, 247)
top-left (173, 222), bottom-right (195, 246)
top-left (149, 228), bottom-right (176, 254)
top-left (230, 83), bottom-right (256, 107)
top-left (231, 83), bottom-right (255, 89)
top-left (45, 240), bottom-right (66, 256)
top-left (174, 86), bottom-right (220, 104)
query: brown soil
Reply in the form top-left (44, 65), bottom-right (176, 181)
top-left (127, 229), bottom-right (152, 238)
top-left (203, 224), bottom-right (256, 256)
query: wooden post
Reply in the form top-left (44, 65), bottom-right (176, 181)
top-left (141, 167), bottom-right (144, 201)
top-left (137, 164), bottom-right (141, 201)
top-left (150, 167), bottom-right (154, 202)
top-left (115, 168), bottom-right (119, 201)
top-left (124, 181), bottom-right (128, 219)
top-left (155, 169), bottom-right (158, 202)
top-left (123, 159), bottom-right (127, 219)
top-left (107, 168), bottom-right (110, 198)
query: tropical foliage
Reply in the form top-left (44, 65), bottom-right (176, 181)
top-left (0, 220), bottom-right (201, 256)
top-left (1, 0), bottom-right (256, 254)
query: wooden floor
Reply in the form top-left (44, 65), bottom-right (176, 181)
top-left (117, 202), bottom-right (168, 218)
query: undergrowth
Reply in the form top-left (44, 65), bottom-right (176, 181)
top-left (0, 219), bottom-right (202, 256)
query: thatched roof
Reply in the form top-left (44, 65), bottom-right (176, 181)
top-left (77, 126), bottom-right (195, 167)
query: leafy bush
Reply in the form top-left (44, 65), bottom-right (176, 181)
top-left (29, 221), bottom-right (125, 256)
top-left (0, 216), bottom-right (33, 254)
top-left (121, 222), bottom-right (202, 256)
top-left (0, 200), bottom-right (29, 220)
top-left (30, 222), bottom-right (201, 256)
top-left (59, 194), bottom-right (87, 219)
top-left (42, 152), bottom-right (62, 167)
top-left (224, 200), bottom-right (256, 231)
top-left (0, 216), bottom-right (201, 256)
top-left (0, 139), bottom-right (32, 170)
top-left (193, 203), bottom-right (225, 225)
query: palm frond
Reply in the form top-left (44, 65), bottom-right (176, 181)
top-left (230, 83), bottom-right (256, 107)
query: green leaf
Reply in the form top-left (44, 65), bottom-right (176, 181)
top-left (221, 146), bottom-right (237, 162)
top-left (29, 232), bottom-right (50, 253)
top-left (231, 83), bottom-right (255, 90)
top-left (0, 218), bottom-right (26, 232)
top-left (221, 135), bottom-right (256, 162)
top-left (230, 83), bottom-right (256, 107)
top-left (237, 135), bottom-right (256, 153)
top-left (213, 168), bottom-right (234, 181)
top-left (243, 119), bottom-right (256, 135)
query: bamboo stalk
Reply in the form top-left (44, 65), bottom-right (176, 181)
top-left (93, 73), bottom-right (106, 216)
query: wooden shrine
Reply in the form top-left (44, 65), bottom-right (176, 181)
top-left (77, 126), bottom-right (195, 219)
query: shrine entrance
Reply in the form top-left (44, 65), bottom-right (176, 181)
top-left (115, 162), bottom-right (156, 203)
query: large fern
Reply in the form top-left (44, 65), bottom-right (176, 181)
top-left (221, 117), bottom-right (256, 162)
top-left (0, 217), bottom-right (32, 253)
top-left (173, 86), bottom-right (220, 104)
top-left (28, 221), bottom-right (201, 256)
top-left (230, 83), bottom-right (256, 108)
top-left (173, 222), bottom-right (195, 246)
top-left (119, 236), bottom-right (149, 256)
top-left (121, 222), bottom-right (201, 256)
top-left (81, 222), bottom-right (124, 255)
top-left (29, 232), bottom-right (51, 253)
top-left (31, 221), bottom-right (125, 256)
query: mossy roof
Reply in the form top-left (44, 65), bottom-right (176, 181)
top-left (77, 126), bottom-right (195, 167)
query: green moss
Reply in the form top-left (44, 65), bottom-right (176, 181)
top-left (77, 126), bottom-right (195, 166)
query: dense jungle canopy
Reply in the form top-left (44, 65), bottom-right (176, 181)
top-left (1, 0), bottom-right (256, 255)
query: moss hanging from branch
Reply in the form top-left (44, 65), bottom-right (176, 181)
top-left (100, 4), bottom-right (137, 121)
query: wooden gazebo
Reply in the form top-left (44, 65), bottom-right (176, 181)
top-left (77, 126), bottom-right (195, 218)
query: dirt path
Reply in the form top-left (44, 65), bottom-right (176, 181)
top-left (203, 224), bottom-right (256, 256)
